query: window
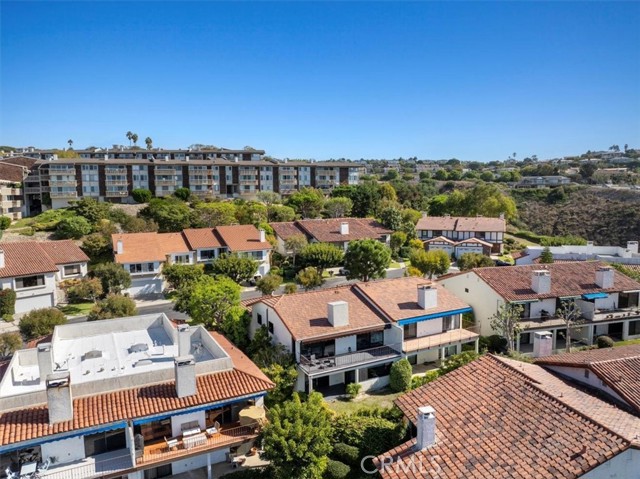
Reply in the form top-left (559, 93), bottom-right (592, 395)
top-left (356, 331), bottom-right (384, 350)
top-left (15, 275), bottom-right (45, 289)
top-left (629, 320), bottom-right (640, 336)
top-left (173, 254), bottom-right (190, 264)
top-left (257, 313), bottom-right (263, 325)
top-left (404, 323), bottom-right (417, 339)
top-left (63, 264), bottom-right (81, 276)
top-left (584, 369), bottom-right (590, 379)
top-left (268, 321), bottom-right (274, 334)
top-left (433, 230), bottom-right (442, 236)
top-left (442, 315), bottom-right (459, 332)
top-left (199, 250), bottom-right (215, 261)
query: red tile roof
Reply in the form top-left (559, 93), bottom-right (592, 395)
top-left (0, 241), bottom-right (87, 278)
top-left (381, 355), bottom-right (631, 479)
top-left (416, 215), bottom-right (505, 233)
top-left (272, 218), bottom-right (392, 243)
top-left (271, 222), bottom-right (305, 241)
top-left (0, 163), bottom-right (28, 183)
top-left (423, 236), bottom-right (455, 245)
top-left (0, 334), bottom-right (274, 446)
top-left (182, 228), bottom-right (223, 249)
top-left (355, 277), bottom-right (471, 322)
top-left (214, 225), bottom-right (271, 252)
top-left (112, 232), bottom-right (190, 264)
top-left (470, 261), bottom-right (640, 301)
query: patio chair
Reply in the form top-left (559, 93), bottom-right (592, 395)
top-left (39, 459), bottom-right (50, 472)
top-left (164, 436), bottom-right (179, 451)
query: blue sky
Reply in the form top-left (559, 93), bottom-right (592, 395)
top-left (1, 1), bottom-right (639, 161)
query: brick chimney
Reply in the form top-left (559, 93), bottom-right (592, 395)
top-left (46, 372), bottom-right (73, 424)
top-left (417, 285), bottom-right (438, 309)
top-left (416, 406), bottom-right (436, 450)
top-left (531, 270), bottom-right (551, 294)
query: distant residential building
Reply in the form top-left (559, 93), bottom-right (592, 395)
top-left (113, 225), bottom-right (272, 296)
top-left (416, 214), bottom-right (506, 254)
top-left (514, 175), bottom-right (571, 188)
top-left (271, 217), bottom-right (392, 253)
top-left (515, 241), bottom-right (640, 266)
top-left (0, 314), bottom-right (273, 479)
top-left (423, 236), bottom-right (492, 258)
top-left (0, 156), bottom-right (38, 219)
top-left (0, 240), bottom-right (89, 313)
top-left (440, 262), bottom-right (640, 354)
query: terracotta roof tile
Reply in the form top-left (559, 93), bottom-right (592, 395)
top-left (272, 218), bottom-right (392, 243)
top-left (38, 240), bottom-right (89, 265)
top-left (112, 232), bottom-right (190, 264)
top-left (0, 241), bottom-right (86, 278)
top-left (381, 355), bottom-right (631, 479)
top-left (416, 215), bottom-right (506, 233)
top-left (182, 228), bottom-right (223, 249)
top-left (214, 225), bottom-right (271, 252)
top-left (271, 222), bottom-right (305, 241)
top-left (471, 261), bottom-right (640, 301)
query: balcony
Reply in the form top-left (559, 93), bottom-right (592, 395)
top-left (299, 344), bottom-right (401, 375)
top-left (38, 449), bottom-right (133, 479)
top-left (49, 180), bottom-right (77, 186)
top-left (106, 190), bottom-right (129, 197)
top-left (24, 187), bottom-right (42, 194)
top-left (105, 167), bottom-right (127, 174)
top-left (239, 180), bottom-right (259, 186)
top-left (190, 189), bottom-right (212, 196)
top-left (403, 327), bottom-right (480, 353)
top-left (105, 179), bottom-right (129, 186)
top-left (137, 422), bottom-right (259, 468)
top-left (154, 168), bottom-right (178, 175)
top-left (592, 307), bottom-right (640, 322)
top-left (155, 179), bottom-right (177, 186)
top-left (50, 191), bottom-right (78, 198)
top-left (189, 177), bottom-right (211, 185)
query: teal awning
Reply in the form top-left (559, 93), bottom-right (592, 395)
top-left (582, 292), bottom-right (609, 300)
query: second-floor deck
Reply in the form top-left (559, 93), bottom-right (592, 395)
top-left (403, 327), bottom-right (480, 353)
top-left (299, 344), bottom-right (401, 375)
top-left (38, 449), bottom-right (133, 479)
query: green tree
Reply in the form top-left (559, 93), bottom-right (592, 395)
top-left (131, 133), bottom-right (139, 146)
top-left (295, 267), bottom-right (324, 291)
top-left (379, 182), bottom-right (397, 202)
top-left (556, 299), bottom-right (583, 353)
top-left (323, 197), bottom-right (353, 218)
top-left (162, 264), bottom-right (206, 291)
top-left (81, 233), bottom-right (111, 259)
top-left (434, 169), bottom-right (448, 181)
top-left (131, 188), bottom-right (152, 203)
top-left (235, 201), bottom-right (268, 225)
top-left (344, 239), bottom-right (391, 282)
top-left (218, 306), bottom-right (251, 349)
top-left (92, 262), bottom-right (132, 294)
top-left (261, 363), bottom-right (299, 407)
top-left (193, 201), bottom-right (237, 227)
top-left (402, 208), bottom-right (422, 225)
top-left (73, 197), bottom-right (112, 224)
top-left (299, 243), bottom-right (344, 274)
top-left (539, 246), bottom-right (554, 264)
top-left (439, 351), bottom-right (479, 374)
top-left (56, 216), bottom-right (92, 239)
top-left (262, 392), bottom-right (333, 479)
top-left (256, 191), bottom-right (281, 206)
top-left (87, 294), bottom-right (137, 321)
top-left (284, 234), bottom-right (308, 267)
top-left (409, 249), bottom-right (450, 278)
top-left (267, 204), bottom-right (296, 222)
top-left (0, 289), bottom-right (16, 319)
top-left (210, 253), bottom-right (258, 283)
top-left (0, 332), bottom-right (21, 359)
top-left (389, 358), bottom-right (412, 392)
top-left (0, 217), bottom-right (11, 230)
top-left (489, 303), bottom-right (523, 353)
top-left (175, 275), bottom-right (241, 328)
top-left (120, 216), bottom-right (159, 233)
top-left (457, 252), bottom-right (494, 271)
top-left (390, 231), bottom-right (407, 257)
top-left (145, 137), bottom-right (153, 150)
top-left (140, 197), bottom-right (193, 232)
top-left (461, 183), bottom-right (517, 220)
top-left (287, 187), bottom-right (325, 218)
top-left (378, 206), bottom-right (403, 230)
top-left (126, 131), bottom-right (133, 146)
top-left (63, 277), bottom-right (103, 303)
top-left (256, 274), bottom-right (283, 296)
top-left (174, 187), bottom-right (191, 201)
top-left (19, 308), bottom-right (67, 339)
top-left (350, 181), bottom-right (381, 217)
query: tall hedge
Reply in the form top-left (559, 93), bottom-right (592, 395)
top-left (389, 358), bottom-right (412, 392)
top-left (0, 289), bottom-right (16, 319)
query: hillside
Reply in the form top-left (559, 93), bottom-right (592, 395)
top-left (514, 187), bottom-right (640, 246)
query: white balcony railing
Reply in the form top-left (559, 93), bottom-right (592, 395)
top-left (38, 450), bottom-right (133, 479)
top-left (50, 191), bottom-right (78, 198)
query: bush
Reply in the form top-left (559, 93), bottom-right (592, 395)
top-left (31, 209), bottom-right (76, 231)
top-left (596, 335), bottom-right (615, 348)
top-left (325, 460), bottom-right (350, 479)
top-left (478, 335), bottom-right (508, 353)
top-left (19, 308), bottom-right (67, 339)
top-left (56, 216), bottom-right (92, 239)
top-left (284, 283), bottom-right (297, 294)
top-left (411, 370), bottom-right (440, 389)
top-left (88, 294), bottom-right (137, 321)
top-left (0, 332), bottom-right (22, 358)
top-left (82, 233), bottom-right (111, 259)
top-left (92, 262), bottom-right (132, 294)
top-left (255, 274), bottom-right (282, 296)
top-left (389, 358), bottom-right (412, 392)
top-left (0, 217), bottom-right (11, 230)
top-left (0, 289), bottom-right (16, 319)
top-left (162, 264), bottom-right (205, 291)
top-left (332, 443), bottom-right (360, 467)
top-left (345, 382), bottom-right (361, 400)
top-left (440, 351), bottom-right (479, 375)
top-left (131, 188), bottom-right (152, 203)
top-left (64, 277), bottom-right (103, 303)
top-left (174, 187), bottom-right (191, 201)
top-left (333, 414), bottom-right (405, 456)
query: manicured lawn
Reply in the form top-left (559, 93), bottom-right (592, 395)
top-left (389, 261), bottom-right (403, 269)
top-left (614, 338), bottom-right (640, 347)
top-left (57, 302), bottom-right (95, 316)
top-left (324, 388), bottom-right (402, 414)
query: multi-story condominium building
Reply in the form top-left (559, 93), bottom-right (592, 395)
top-left (416, 214), bottom-right (506, 254)
top-left (3, 148), bottom-right (365, 213)
top-left (0, 156), bottom-right (39, 219)
top-left (112, 225), bottom-right (272, 297)
top-left (0, 240), bottom-right (89, 313)
top-left (246, 277), bottom-right (478, 395)
top-left (439, 262), bottom-right (640, 354)
top-left (271, 217), bottom-right (392, 253)
top-left (514, 175), bottom-right (572, 188)
top-left (0, 314), bottom-right (273, 479)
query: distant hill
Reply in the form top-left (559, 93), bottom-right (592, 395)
top-left (515, 187), bottom-right (640, 245)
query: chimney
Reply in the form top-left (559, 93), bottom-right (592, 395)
top-left (46, 372), bottom-right (73, 424)
top-left (586, 241), bottom-right (594, 255)
top-left (417, 285), bottom-right (438, 309)
top-left (327, 301), bottom-right (349, 327)
top-left (177, 324), bottom-right (191, 356)
top-left (499, 212), bottom-right (505, 220)
top-left (531, 270), bottom-right (551, 294)
top-left (185, 155), bottom-right (190, 162)
top-left (595, 266), bottom-right (614, 289)
top-left (533, 331), bottom-right (553, 358)
top-left (116, 240), bottom-right (123, 255)
top-left (259, 228), bottom-right (266, 243)
top-left (627, 241), bottom-right (639, 255)
top-left (165, 155), bottom-right (170, 161)
top-left (104, 154), bottom-right (109, 161)
top-left (0, 249), bottom-right (4, 268)
top-left (38, 342), bottom-right (53, 380)
top-left (52, 154), bottom-right (58, 161)
top-left (174, 355), bottom-right (197, 398)
top-left (340, 222), bottom-right (349, 235)
top-left (416, 406), bottom-right (436, 450)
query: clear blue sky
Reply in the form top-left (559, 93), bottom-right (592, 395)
top-left (1, 1), bottom-right (639, 161)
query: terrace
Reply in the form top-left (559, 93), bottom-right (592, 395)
top-left (403, 327), bottom-right (480, 353)
top-left (299, 344), bottom-right (401, 375)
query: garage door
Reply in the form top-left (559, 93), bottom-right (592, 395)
top-left (127, 279), bottom-right (163, 297)
top-left (16, 293), bottom-right (54, 314)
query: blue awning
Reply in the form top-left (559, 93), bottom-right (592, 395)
top-left (397, 307), bottom-right (473, 326)
top-left (582, 292), bottom-right (609, 300)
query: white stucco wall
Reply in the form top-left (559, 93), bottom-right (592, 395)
top-left (417, 318), bottom-right (443, 337)
top-left (543, 365), bottom-right (628, 405)
top-left (335, 335), bottom-right (357, 355)
top-left (172, 448), bottom-right (228, 475)
top-left (530, 298), bottom-right (557, 318)
top-left (171, 410), bottom-right (206, 437)
top-left (41, 435), bottom-right (85, 465)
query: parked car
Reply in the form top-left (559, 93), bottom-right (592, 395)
top-left (339, 268), bottom-right (350, 276)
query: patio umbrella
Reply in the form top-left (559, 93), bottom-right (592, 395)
top-left (238, 405), bottom-right (267, 426)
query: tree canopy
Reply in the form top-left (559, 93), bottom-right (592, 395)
top-left (287, 187), bottom-right (325, 218)
top-left (87, 294), bottom-right (137, 321)
top-left (175, 275), bottom-right (242, 328)
top-left (210, 253), bottom-right (258, 283)
top-left (140, 197), bottom-right (193, 232)
top-left (409, 249), bottom-right (450, 278)
top-left (344, 239), bottom-right (391, 282)
top-left (299, 243), bottom-right (344, 273)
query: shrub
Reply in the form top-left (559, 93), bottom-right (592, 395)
top-left (478, 335), bottom-right (508, 353)
top-left (0, 332), bottom-right (22, 358)
top-left (284, 283), bottom-right (297, 294)
top-left (325, 460), bottom-right (350, 479)
top-left (333, 414), bottom-right (405, 456)
top-left (255, 274), bottom-right (282, 296)
top-left (411, 370), bottom-right (440, 389)
top-left (64, 277), bottom-right (103, 303)
top-left (332, 443), bottom-right (359, 467)
top-left (32, 209), bottom-right (76, 231)
top-left (92, 263), bottom-right (132, 294)
top-left (389, 358), bottom-right (412, 392)
top-left (345, 382), bottom-right (361, 400)
top-left (0, 289), bottom-right (16, 319)
top-left (0, 217), bottom-right (11, 230)
top-left (596, 335), bottom-right (615, 348)
top-left (88, 294), bottom-right (137, 321)
top-left (19, 308), bottom-right (67, 339)
top-left (174, 187), bottom-right (191, 201)
top-left (131, 188), bottom-right (152, 203)
top-left (56, 216), bottom-right (92, 239)
top-left (19, 227), bottom-right (34, 236)
top-left (440, 351), bottom-right (479, 375)
top-left (82, 233), bottom-right (111, 259)
top-left (162, 264), bottom-right (205, 291)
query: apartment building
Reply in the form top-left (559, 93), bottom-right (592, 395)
top-left (416, 214), bottom-right (506, 254)
top-left (247, 277), bottom-right (478, 395)
top-left (5, 148), bottom-right (364, 213)
top-left (0, 156), bottom-right (38, 219)
top-left (439, 262), bottom-right (640, 354)
top-left (0, 314), bottom-right (274, 479)
top-left (0, 241), bottom-right (89, 313)
top-left (112, 225), bottom-right (272, 297)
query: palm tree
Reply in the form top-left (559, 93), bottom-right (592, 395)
top-left (131, 133), bottom-right (139, 147)
top-left (145, 137), bottom-right (153, 150)
top-left (126, 131), bottom-right (133, 147)
top-left (67, 139), bottom-right (73, 150)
